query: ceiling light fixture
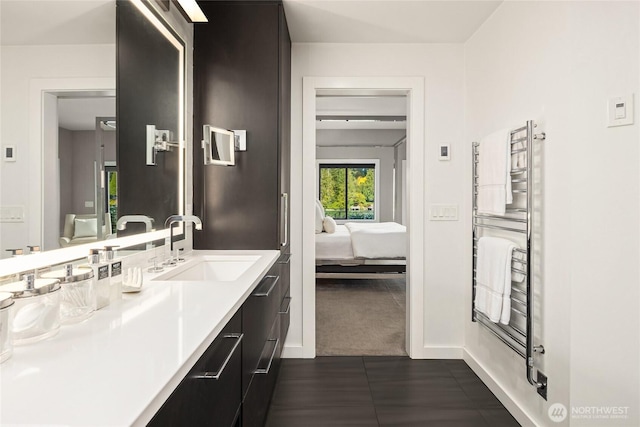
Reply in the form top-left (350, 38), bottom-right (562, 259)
top-left (174, 0), bottom-right (208, 22)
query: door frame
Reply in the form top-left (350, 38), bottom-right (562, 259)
top-left (30, 77), bottom-right (115, 249)
top-left (300, 76), bottom-right (425, 358)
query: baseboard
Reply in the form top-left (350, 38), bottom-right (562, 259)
top-left (411, 346), bottom-right (464, 359)
top-left (463, 349), bottom-right (537, 427)
top-left (282, 345), bottom-right (314, 359)
top-left (284, 345), bottom-right (465, 359)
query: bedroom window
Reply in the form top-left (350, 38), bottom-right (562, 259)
top-left (319, 163), bottom-right (376, 220)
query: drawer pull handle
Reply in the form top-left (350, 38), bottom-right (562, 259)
top-left (192, 333), bottom-right (243, 380)
top-left (279, 297), bottom-right (291, 315)
top-left (253, 275), bottom-right (279, 297)
top-left (254, 338), bottom-right (279, 375)
top-left (278, 253), bottom-right (291, 264)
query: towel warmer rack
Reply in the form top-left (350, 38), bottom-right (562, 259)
top-left (472, 120), bottom-right (547, 394)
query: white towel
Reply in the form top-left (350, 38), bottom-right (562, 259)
top-left (511, 140), bottom-right (526, 170)
top-left (475, 236), bottom-right (516, 325)
top-left (477, 129), bottom-right (512, 215)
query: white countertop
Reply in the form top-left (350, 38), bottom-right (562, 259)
top-left (0, 250), bottom-right (280, 427)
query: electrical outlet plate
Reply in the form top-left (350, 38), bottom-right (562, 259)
top-left (537, 371), bottom-right (548, 400)
top-left (429, 204), bottom-right (458, 221)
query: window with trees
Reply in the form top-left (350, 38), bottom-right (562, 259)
top-left (319, 163), bottom-right (376, 220)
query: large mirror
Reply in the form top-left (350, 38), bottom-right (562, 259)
top-left (0, 0), bottom-right (187, 258)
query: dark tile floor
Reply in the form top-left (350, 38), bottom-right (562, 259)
top-left (265, 357), bottom-right (520, 427)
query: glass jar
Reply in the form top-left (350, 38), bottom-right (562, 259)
top-left (0, 292), bottom-right (14, 363)
top-left (41, 265), bottom-right (95, 324)
top-left (0, 276), bottom-right (61, 345)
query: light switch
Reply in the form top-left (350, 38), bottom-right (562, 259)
top-left (85, 201), bottom-right (94, 208)
top-left (0, 206), bottom-right (24, 222)
top-left (429, 204), bottom-right (459, 221)
top-left (608, 95), bottom-right (634, 127)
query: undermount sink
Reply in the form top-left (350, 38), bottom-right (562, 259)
top-left (153, 255), bottom-right (261, 282)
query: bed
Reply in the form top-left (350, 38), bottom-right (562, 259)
top-left (315, 222), bottom-right (407, 274)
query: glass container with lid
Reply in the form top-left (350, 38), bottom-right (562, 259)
top-left (0, 292), bottom-right (14, 363)
top-left (0, 275), bottom-right (61, 345)
top-left (41, 265), bottom-right (95, 324)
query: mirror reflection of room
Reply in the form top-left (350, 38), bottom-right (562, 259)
top-left (56, 97), bottom-right (116, 248)
top-left (0, 0), bottom-right (185, 257)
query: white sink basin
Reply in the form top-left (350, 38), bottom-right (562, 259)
top-left (153, 255), bottom-right (261, 282)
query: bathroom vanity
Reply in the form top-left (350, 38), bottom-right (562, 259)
top-left (0, 250), bottom-right (286, 427)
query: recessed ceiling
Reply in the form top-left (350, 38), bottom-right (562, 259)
top-left (58, 97), bottom-right (116, 131)
top-left (283, 0), bottom-right (503, 43)
top-left (0, 0), bottom-right (115, 46)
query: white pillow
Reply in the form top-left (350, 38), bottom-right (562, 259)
top-left (73, 218), bottom-right (98, 238)
top-left (323, 216), bottom-right (337, 234)
top-left (315, 199), bottom-right (325, 218)
top-left (315, 202), bottom-right (324, 234)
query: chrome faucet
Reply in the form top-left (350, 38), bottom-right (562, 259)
top-left (165, 215), bottom-right (203, 261)
top-left (116, 215), bottom-right (155, 232)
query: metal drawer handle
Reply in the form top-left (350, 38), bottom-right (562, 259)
top-left (192, 333), bottom-right (243, 380)
top-left (279, 297), bottom-right (291, 315)
top-left (254, 338), bottom-right (279, 375)
top-left (278, 253), bottom-right (291, 265)
top-left (280, 193), bottom-right (288, 247)
top-left (252, 275), bottom-right (279, 297)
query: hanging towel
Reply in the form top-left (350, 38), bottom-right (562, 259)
top-left (474, 236), bottom-right (516, 325)
top-left (477, 129), bottom-right (512, 215)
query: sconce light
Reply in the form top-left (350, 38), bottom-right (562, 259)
top-left (146, 125), bottom-right (180, 166)
top-left (174, 0), bottom-right (208, 23)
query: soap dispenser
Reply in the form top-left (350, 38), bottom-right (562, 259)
top-left (88, 249), bottom-right (110, 309)
top-left (103, 245), bottom-right (122, 302)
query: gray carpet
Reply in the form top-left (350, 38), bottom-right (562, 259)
top-left (316, 277), bottom-right (407, 356)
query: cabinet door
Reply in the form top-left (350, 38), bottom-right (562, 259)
top-left (194, 2), bottom-right (280, 250)
top-left (242, 268), bottom-right (281, 395)
top-left (278, 4), bottom-right (292, 253)
top-left (149, 311), bottom-right (242, 427)
top-left (242, 314), bottom-right (281, 427)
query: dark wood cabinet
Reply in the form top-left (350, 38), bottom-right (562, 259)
top-left (193, 1), bottom-right (291, 253)
top-left (149, 310), bottom-right (243, 427)
top-left (149, 259), bottom-right (291, 427)
top-left (191, 2), bottom-right (291, 426)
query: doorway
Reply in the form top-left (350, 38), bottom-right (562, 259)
top-left (42, 91), bottom-right (116, 249)
top-left (314, 93), bottom-right (408, 356)
top-left (301, 77), bottom-right (425, 359)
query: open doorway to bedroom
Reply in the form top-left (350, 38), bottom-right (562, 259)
top-left (314, 92), bottom-right (408, 356)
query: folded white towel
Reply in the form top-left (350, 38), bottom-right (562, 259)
top-left (475, 236), bottom-right (516, 325)
top-left (477, 129), bottom-right (512, 215)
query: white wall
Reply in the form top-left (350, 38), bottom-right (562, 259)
top-left (316, 144), bottom-right (395, 222)
top-left (464, 2), bottom-right (639, 426)
top-left (289, 43), bottom-right (467, 356)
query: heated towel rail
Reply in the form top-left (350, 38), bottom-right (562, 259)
top-left (472, 120), bottom-right (547, 394)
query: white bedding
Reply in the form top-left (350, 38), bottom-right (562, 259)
top-left (315, 222), bottom-right (406, 260)
top-left (315, 225), bottom-right (354, 260)
top-left (345, 222), bottom-right (407, 259)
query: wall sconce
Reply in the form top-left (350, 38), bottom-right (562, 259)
top-left (173, 0), bottom-right (208, 23)
top-left (146, 125), bottom-right (180, 166)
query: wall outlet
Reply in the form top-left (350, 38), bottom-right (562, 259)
top-left (537, 371), bottom-right (548, 400)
